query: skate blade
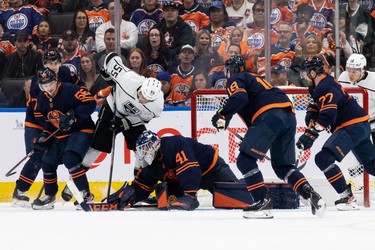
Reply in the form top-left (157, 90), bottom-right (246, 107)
top-left (31, 202), bottom-right (55, 210)
top-left (12, 200), bottom-right (31, 208)
top-left (314, 200), bottom-right (326, 218)
top-left (243, 210), bottom-right (274, 219)
top-left (336, 202), bottom-right (360, 211)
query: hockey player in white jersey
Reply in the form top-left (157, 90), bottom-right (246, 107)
top-left (61, 52), bottom-right (164, 202)
top-left (338, 54), bottom-right (375, 132)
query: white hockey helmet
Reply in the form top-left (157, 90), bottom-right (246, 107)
top-left (346, 54), bottom-right (367, 71)
top-left (140, 77), bottom-right (162, 101)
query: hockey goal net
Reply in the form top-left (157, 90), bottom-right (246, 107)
top-left (191, 88), bottom-right (374, 207)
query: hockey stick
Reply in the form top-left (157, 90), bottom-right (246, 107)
top-left (107, 84), bottom-right (117, 198)
top-left (66, 180), bottom-right (157, 212)
top-left (5, 129), bottom-right (60, 177)
top-left (226, 127), bottom-right (272, 161)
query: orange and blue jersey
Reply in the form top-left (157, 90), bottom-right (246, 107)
top-left (34, 81), bottom-right (96, 138)
top-left (221, 72), bottom-right (294, 126)
top-left (310, 74), bottom-right (369, 133)
top-left (133, 135), bottom-right (219, 195)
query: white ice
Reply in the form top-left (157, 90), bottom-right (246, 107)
top-left (1, 202), bottom-right (374, 250)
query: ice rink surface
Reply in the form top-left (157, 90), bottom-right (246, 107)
top-left (1, 203), bottom-right (374, 250)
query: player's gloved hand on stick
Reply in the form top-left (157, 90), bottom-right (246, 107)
top-left (305, 103), bottom-right (319, 126)
top-left (169, 193), bottom-right (199, 211)
top-left (59, 109), bottom-right (75, 131)
top-left (111, 117), bottom-right (130, 133)
top-left (99, 67), bottom-right (115, 85)
top-left (296, 128), bottom-right (319, 150)
top-left (33, 132), bottom-right (49, 152)
top-left (211, 108), bottom-right (229, 131)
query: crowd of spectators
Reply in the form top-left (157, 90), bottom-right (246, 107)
top-left (0, 0), bottom-right (374, 108)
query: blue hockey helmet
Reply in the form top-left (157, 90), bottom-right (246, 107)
top-left (43, 48), bottom-right (62, 62)
top-left (224, 55), bottom-right (246, 77)
top-left (301, 56), bottom-right (325, 75)
top-left (38, 67), bottom-right (57, 85)
top-left (136, 130), bottom-right (161, 165)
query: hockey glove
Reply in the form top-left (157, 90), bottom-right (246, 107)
top-left (111, 117), bottom-right (130, 133)
top-left (212, 108), bottom-right (229, 131)
top-left (99, 67), bottom-right (115, 85)
top-left (59, 109), bottom-right (75, 131)
top-left (305, 103), bottom-right (319, 127)
top-left (296, 128), bottom-right (319, 150)
top-left (106, 182), bottom-right (136, 210)
top-left (33, 132), bottom-right (49, 152)
top-left (169, 193), bottom-right (199, 211)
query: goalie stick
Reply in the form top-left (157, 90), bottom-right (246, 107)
top-left (5, 128), bottom-right (60, 177)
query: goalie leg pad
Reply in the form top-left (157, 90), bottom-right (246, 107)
top-left (155, 182), bottom-right (169, 210)
top-left (213, 182), bottom-right (254, 209)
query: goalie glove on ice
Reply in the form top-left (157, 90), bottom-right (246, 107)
top-left (212, 107), bottom-right (230, 131)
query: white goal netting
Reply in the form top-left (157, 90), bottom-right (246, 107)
top-left (191, 88), bottom-right (375, 207)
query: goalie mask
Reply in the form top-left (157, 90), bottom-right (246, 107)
top-left (136, 130), bottom-right (161, 166)
top-left (139, 78), bottom-right (162, 102)
top-left (224, 55), bottom-right (246, 78)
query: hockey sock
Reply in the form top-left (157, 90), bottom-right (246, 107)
top-left (81, 147), bottom-right (101, 168)
top-left (316, 150), bottom-right (347, 193)
top-left (16, 151), bottom-right (43, 191)
top-left (237, 153), bottom-right (266, 202)
top-left (69, 164), bottom-right (89, 191)
top-left (284, 169), bottom-right (309, 199)
top-left (43, 171), bottom-right (58, 196)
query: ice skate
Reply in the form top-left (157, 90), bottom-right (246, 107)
top-left (243, 194), bottom-right (273, 219)
top-left (303, 185), bottom-right (326, 217)
top-left (12, 188), bottom-right (30, 207)
top-left (74, 190), bottom-right (94, 210)
top-left (335, 184), bottom-right (359, 211)
top-left (32, 195), bottom-right (56, 210)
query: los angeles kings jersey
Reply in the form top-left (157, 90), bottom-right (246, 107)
top-left (104, 55), bottom-right (164, 127)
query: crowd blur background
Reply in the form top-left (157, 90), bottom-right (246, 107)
top-left (0, 0), bottom-right (373, 107)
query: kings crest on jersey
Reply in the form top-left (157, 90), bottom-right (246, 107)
top-left (103, 54), bottom-right (164, 126)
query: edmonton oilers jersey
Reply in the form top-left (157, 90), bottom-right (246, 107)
top-left (0, 5), bottom-right (44, 35)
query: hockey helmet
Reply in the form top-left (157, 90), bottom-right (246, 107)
top-left (140, 78), bottom-right (162, 101)
top-left (43, 48), bottom-right (62, 62)
top-left (38, 67), bottom-right (57, 85)
top-left (346, 53), bottom-right (366, 71)
top-left (224, 55), bottom-right (246, 77)
top-left (136, 130), bottom-right (161, 165)
top-left (301, 56), bottom-right (325, 75)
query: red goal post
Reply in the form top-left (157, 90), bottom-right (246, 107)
top-left (191, 87), bottom-right (372, 207)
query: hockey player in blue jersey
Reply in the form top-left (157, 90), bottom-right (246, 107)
top-left (31, 68), bottom-right (96, 210)
top-left (297, 56), bottom-right (375, 211)
top-left (12, 49), bottom-right (84, 206)
top-left (105, 130), bottom-right (238, 211)
top-left (211, 55), bottom-right (326, 219)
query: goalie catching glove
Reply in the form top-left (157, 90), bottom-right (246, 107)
top-left (211, 107), bottom-right (230, 131)
top-left (59, 109), bottom-right (75, 131)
